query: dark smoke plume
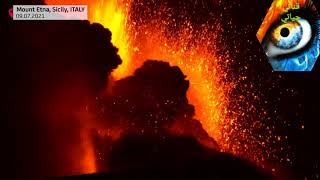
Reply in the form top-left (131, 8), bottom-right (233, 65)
top-left (93, 61), bottom-right (219, 165)
top-left (0, 17), bottom-right (121, 179)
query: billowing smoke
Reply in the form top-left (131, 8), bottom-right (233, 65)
top-left (92, 60), bottom-right (220, 171)
top-left (95, 60), bottom-right (217, 141)
top-left (1, 1), bottom-right (274, 180)
top-left (89, 60), bottom-right (274, 180)
top-left (0, 16), bottom-right (121, 179)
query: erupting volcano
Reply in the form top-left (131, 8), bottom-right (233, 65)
top-left (39, 0), bottom-right (298, 178)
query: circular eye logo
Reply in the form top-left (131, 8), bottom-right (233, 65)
top-left (271, 21), bottom-right (303, 49)
top-left (256, 0), bottom-right (320, 71)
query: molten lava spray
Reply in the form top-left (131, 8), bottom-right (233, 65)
top-left (98, 0), bottom-right (231, 142)
top-left (44, 0), bottom-right (233, 173)
top-left (45, 0), bottom-right (286, 175)
top-left (88, 0), bottom-right (233, 152)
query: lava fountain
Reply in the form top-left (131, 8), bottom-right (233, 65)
top-left (46, 0), bottom-right (236, 174)
top-left (90, 0), bottom-right (233, 153)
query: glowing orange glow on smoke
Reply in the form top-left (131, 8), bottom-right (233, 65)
top-left (46, 0), bottom-right (132, 78)
top-left (126, 24), bottom-right (232, 146)
top-left (45, 0), bottom-right (131, 174)
top-left (77, 110), bottom-right (97, 173)
top-left (257, 0), bottom-right (306, 42)
top-left (45, 0), bottom-right (232, 173)
top-left (90, 0), bottom-right (132, 78)
top-left (84, 0), bottom-right (231, 147)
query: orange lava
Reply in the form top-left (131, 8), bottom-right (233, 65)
top-left (46, 0), bottom-right (233, 173)
top-left (86, 0), bottom-right (232, 149)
